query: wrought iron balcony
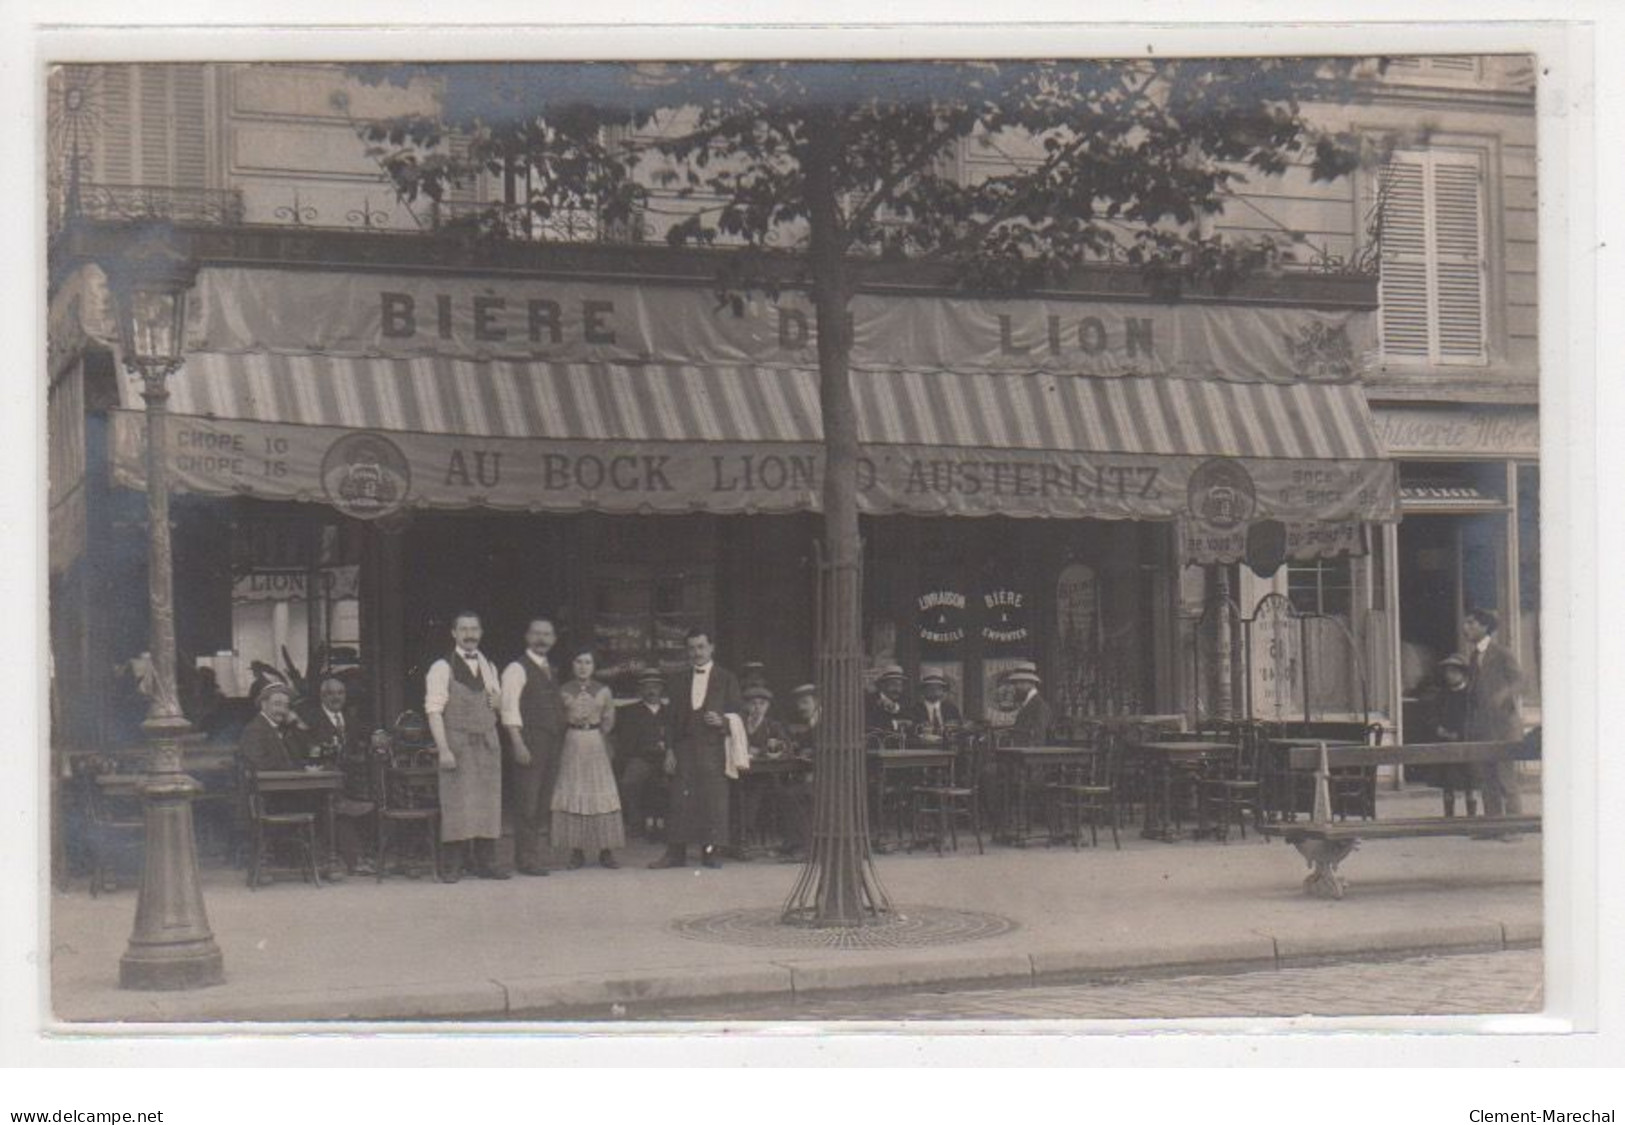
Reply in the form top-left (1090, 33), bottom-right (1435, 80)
top-left (52, 183), bottom-right (247, 234)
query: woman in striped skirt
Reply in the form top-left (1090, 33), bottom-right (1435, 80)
top-left (550, 650), bottom-right (625, 869)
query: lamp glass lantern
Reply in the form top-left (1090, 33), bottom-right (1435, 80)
top-left (107, 237), bottom-right (196, 377)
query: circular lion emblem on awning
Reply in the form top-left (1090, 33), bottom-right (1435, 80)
top-left (1187, 457), bottom-right (1257, 531)
top-left (322, 431), bottom-right (410, 520)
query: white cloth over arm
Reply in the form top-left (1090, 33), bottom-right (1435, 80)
top-left (724, 713), bottom-right (751, 779)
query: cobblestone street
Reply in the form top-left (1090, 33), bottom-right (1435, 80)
top-left (612, 949), bottom-right (1543, 1021)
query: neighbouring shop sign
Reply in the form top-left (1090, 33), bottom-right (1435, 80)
top-left (163, 267), bottom-right (1375, 383)
top-left (1372, 405), bottom-right (1538, 458)
top-left (112, 414), bottom-right (1399, 523)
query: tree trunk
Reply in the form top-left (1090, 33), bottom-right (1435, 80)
top-left (782, 112), bottom-right (891, 927)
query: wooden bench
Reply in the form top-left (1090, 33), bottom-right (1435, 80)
top-left (1258, 740), bottom-right (1540, 899)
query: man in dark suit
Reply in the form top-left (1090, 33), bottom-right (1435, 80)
top-left (614, 668), bottom-right (671, 840)
top-left (649, 627), bottom-right (743, 870)
top-left (907, 673), bottom-right (962, 743)
top-left (1462, 608), bottom-right (1525, 817)
top-left (238, 682), bottom-right (301, 772)
top-left (866, 664), bottom-right (909, 735)
top-left (1008, 666), bottom-right (1053, 747)
top-left (298, 676), bottom-right (376, 875)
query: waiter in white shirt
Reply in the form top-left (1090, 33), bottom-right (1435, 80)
top-left (648, 627), bottom-right (743, 870)
top-left (425, 611), bottom-right (508, 882)
top-left (499, 617), bottom-right (567, 877)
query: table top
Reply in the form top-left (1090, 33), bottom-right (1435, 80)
top-left (868, 747), bottom-right (956, 765)
top-left (1139, 740), bottom-right (1237, 754)
top-left (743, 755), bottom-right (813, 774)
top-left (994, 745), bottom-right (1101, 759)
top-left (252, 768), bottom-right (345, 789)
top-left (1266, 738), bottom-right (1370, 749)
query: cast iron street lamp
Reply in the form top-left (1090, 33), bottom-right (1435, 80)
top-left (105, 228), bottom-right (224, 990)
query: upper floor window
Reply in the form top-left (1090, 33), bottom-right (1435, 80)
top-left (1378, 149), bottom-right (1489, 367)
top-left (1382, 56), bottom-right (1483, 83)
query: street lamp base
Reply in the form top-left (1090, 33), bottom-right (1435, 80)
top-left (119, 941), bottom-right (225, 991)
top-left (118, 740), bottom-right (225, 991)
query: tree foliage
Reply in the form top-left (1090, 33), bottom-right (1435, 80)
top-left (352, 59), bottom-right (1378, 295)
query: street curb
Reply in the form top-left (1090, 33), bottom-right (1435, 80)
top-left (502, 964), bottom-right (796, 1015)
top-left (1029, 936), bottom-right (1279, 979)
top-left (1272, 922), bottom-right (1506, 965)
top-left (53, 919), bottom-right (1543, 1022)
top-left (779, 951), bottom-right (1035, 998)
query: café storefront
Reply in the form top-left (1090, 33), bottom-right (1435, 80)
top-left (49, 244), bottom-right (1400, 747)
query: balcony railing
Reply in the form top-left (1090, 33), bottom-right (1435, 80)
top-left (51, 183), bottom-right (247, 235)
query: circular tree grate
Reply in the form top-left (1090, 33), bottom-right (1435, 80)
top-left (671, 905), bottom-right (1018, 951)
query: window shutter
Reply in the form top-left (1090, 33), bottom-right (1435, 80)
top-left (98, 66), bottom-right (134, 183)
top-left (93, 64), bottom-right (209, 188)
top-left (1378, 159), bottom-right (1431, 359)
top-left (1378, 150), bottom-right (1487, 366)
top-left (1430, 157), bottom-right (1487, 361)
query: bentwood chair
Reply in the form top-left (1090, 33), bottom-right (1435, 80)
top-left (374, 746), bottom-right (442, 883)
top-left (1197, 723), bottom-right (1265, 842)
top-left (909, 730), bottom-right (988, 855)
top-left (243, 770), bottom-right (323, 889)
top-left (1045, 724), bottom-right (1122, 850)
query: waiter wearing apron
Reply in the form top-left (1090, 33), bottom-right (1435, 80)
top-left (425, 610), bottom-right (510, 882)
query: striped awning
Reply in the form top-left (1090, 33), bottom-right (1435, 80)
top-left (121, 352), bottom-right (1386, 462)
top-left (111, 352), bottom-right (1396, 522)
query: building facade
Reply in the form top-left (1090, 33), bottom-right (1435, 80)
top-left (45, 58), bottom-right (1537, 761)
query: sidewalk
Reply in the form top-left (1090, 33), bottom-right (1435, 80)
top-left (48, 791), bottom-right (1542, 1023)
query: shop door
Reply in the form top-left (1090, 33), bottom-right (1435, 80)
top-left (1397, 512), bottom-right (1507, 727)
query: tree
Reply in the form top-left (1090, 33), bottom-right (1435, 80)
top-left (352, 58), bottom-right (1372, 926)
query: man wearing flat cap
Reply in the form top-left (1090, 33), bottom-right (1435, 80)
top-left (866, 664), bottom-right (910, 735)
top-left (238, 681), bottom-right (302, 773)
top-left (908, 673), bottom-right (962, 744)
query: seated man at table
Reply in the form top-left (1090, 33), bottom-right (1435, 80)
top-left (613, 668), bottom-right (672, 840)
top-left (1006, 665), bottom-right (1053, 747)
top-left (297, 676), bottom-right (377, 875)
top-left (865, 664), bottom-right (910, 738)
top-left (239, 682), bottom-right (348, 881)
top-left (239, 682), bottom-right (302, 772)
top-left (736, 685), bottom-right (792, 852)
top-left (785, 683), bottom-right (821, 758)
top-left (907, 673), bottom-right (962, 744)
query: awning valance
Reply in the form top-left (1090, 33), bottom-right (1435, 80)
top-left (109, 352), bottom-right (1398, 524)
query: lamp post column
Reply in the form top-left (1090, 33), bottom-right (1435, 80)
top-left (117, 362), bottom-right (224, 991)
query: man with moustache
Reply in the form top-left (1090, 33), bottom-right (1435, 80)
top-left (499, 617), bottom-right (568, 877)
top-left (425, 611), bottom-right (508, 881)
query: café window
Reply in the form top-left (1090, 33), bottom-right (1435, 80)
top-left (1287, 556), bottom-right (1354, 618)
top-left (227, 515), bottom-right (362, 699)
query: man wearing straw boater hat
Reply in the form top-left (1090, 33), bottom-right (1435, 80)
top-left (1006, 662), bottom-right (1053, 747)
top-left (908, 672), bottom-right (962, 742)
top-left (866, 663), bottom-right (909, 735)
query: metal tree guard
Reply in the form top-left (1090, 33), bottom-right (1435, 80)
top-left (782, 542), bottom-right (891, 927)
